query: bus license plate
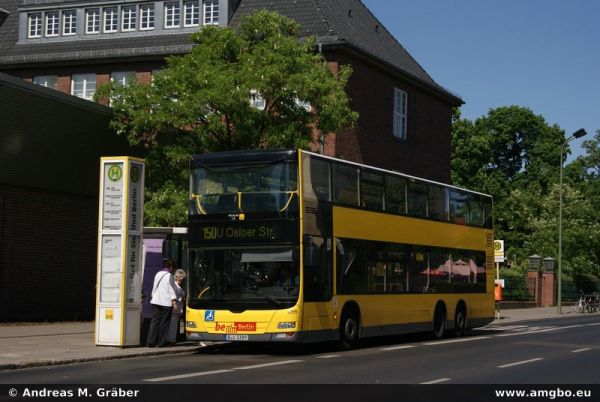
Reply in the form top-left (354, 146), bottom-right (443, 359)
top-left (226, 334), bottom-right (249, 341)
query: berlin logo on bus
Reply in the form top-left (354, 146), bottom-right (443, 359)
top-left (214, 322), bottom-right (257, 333)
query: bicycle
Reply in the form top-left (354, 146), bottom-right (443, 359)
top-left (587, 292), bottom-right (599, 313)
top-left (576, 292), bottom-right (599, 313)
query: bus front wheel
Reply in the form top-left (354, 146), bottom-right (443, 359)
top-left (339, 309), bottom-right (359, 350)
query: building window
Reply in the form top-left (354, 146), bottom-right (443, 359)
top-left (164, 2), bottom-right (181, 28)
top-left (103, 7), bottom-right (118, 33)
top-left (111, 71), bottom-right (136, 87)
top-left (85, 8), bottom-right (100, 34)
top-left (121, 5), bottom-right (137, 32)
top-left (28, 12), bottom-right (42, 38)
top-left (45, 11), bottom-right (60, 37)
top-left (140, 4), bottom-right (155, 30)
top-left (393, 88), bottom-right (408, 140)
top-left (204, 0), bottom-right (219, 25)
top-left (62, 10), bottom-right (77, 36)
top-left (33, 75), bottom-right (58, 89)
top-left (71, 74), bottom-right (96, 101)
top-left (110, 71), bottom-right (136, 106)
top-left (184, 1), bottom-right (200, 27)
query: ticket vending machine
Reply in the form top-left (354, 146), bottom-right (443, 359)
top-left (95, 157), bottom-right (145, 346)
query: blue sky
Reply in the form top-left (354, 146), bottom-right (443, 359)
top-left (363, 0), bottom-right (599, 161)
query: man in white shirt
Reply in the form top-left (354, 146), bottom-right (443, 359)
top-left (146, 259), bottom-right (177, 347)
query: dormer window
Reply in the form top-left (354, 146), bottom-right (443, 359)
top-left (184, 1), bottom-right (200, 27)
top-left (22, 1), bottom-right (223, 42)
top-left (45, 11), bottom-right (60, 37)
top-left (103, 7), bottom-right (118, 33)
top-left (121, 5), bottom-right (137, 32)
top-left (62, 10), bottom-right (77, 36)
top-left (140, 4), bottom-right (155, 30)
top-left (85, 8), bottom-right (100, 34)
top-left (204, 0), bottom-right (219, 25)
top-left (28, 12), bottom-right (42, 38)
top-left (164, 2), bottom-right (181, 28)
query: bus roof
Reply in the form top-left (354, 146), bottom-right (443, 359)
top-left (301, 150), bottom-right (492, 199)
top-left (189, 148), bottom-right (491, 200)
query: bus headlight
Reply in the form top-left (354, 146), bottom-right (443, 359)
top-left (186, 321), bottom-right (197, 328)
top-left (277, 322), bottom-right (296, 329)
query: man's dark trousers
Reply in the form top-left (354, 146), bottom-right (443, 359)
top-left (147, 304), bottom-right (172, 347)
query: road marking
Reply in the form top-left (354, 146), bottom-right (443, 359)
top-left (498, 358), bottom-right (543, 368)
top-left (421, 378), bottom-right (451, 384)
top-left (423, 336), bottom-right (490, 345)
top-left (572, 348), bottom-right (591, 353)
top-left (559, 325), bottom-right (584, 329)
top-left (380, 345), bottom-right (416, 351)
top-left (143, 369), bottom-right (234, 382)
top-left (497, 328), bottom-right (559, 337)
top-left (586, 323), bottom-right (600, 326)
top-left (481, 325), bottom-right (528, 331)
top-left (233, 360), bottom-right (303, 370)
top-left (317, 355), bottom-right (342, 359)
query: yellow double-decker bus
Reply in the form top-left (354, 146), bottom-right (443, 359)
top-left (185, 149), bottom-right (494, 348)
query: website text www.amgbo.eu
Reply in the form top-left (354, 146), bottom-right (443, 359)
top-left (495, 388), bottom-right (592, 400)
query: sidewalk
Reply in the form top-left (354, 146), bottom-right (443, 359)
top-left (0, 322), bottom-right (201, 371)
top-left (491, 305), bottom-right (580, 325)
top-left (0, 307), bottom-right (587, 371)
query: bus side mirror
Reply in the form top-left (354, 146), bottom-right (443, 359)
top-left (304, 236), bottom-right (319, 268)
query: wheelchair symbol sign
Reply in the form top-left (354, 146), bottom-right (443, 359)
top-left (205, 310), bottom-right (215, 322)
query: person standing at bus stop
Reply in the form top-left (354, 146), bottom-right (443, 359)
top-left (167, 269), bottom-right (187, 345)
top-left (147, 259), bottom-right (177, 348)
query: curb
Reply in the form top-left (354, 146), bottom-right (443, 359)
top-left (490, 310), bottom-right (595, 325)
top-left (0, 346), bottom-right (202, 372)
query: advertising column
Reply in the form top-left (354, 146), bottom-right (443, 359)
top-left (95, 157), bottom-right (145, 346)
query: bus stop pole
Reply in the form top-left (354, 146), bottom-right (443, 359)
top-left (495, 262), bottom-right (501, 320)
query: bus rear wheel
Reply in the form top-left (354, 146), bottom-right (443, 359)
top-left (432, 304), bottom-right (446, 339)
top-left (339, 309), bottom-right (359, 350)
top-left (454, 305), bottom-right (467, 337)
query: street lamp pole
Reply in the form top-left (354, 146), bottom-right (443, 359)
top-left (558, 128), bottom-right (587, 314)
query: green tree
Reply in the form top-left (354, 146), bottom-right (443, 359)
top-left (451, 106), bottom-right (565, 261)
top-left (566, 130), bottom-right (600, 216)
top-left (97, 10), bottom-right (357, 226)
top-left (526, 183), bottom-right (600, 277)
top-left (452, 106), bottom-right (564, 191)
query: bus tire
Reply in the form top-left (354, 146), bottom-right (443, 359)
top-left (454, 303), bottom-right (467, 337)
top-left (339, 308), bottom-right (360, 350)
top-left (432, 303), bottom-right (446, 339)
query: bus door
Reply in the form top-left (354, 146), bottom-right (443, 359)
top-left (302, 236), bottom-right (335, 341)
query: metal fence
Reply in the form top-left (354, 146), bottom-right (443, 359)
top-left (562, 279), bottom-right (600, 301)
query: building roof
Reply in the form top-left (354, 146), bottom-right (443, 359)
top-left (0, 0), bottom-right (461, 104)
top-left (230, 0), bottom-right (461, 104)
top-left (0, 0), bottom-right (194, 67)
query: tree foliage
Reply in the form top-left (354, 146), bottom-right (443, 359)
top-left (526, 183), bottom-right (600, 276)
top-left (96, 11), bottom-right (357, 226)
top-left (452, 107), bottom-right (600, 278)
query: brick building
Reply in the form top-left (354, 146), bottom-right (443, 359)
top-left (0, 0), bottom-right (462, 183)
top-left (0, 1), bottom-right (463, 321)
